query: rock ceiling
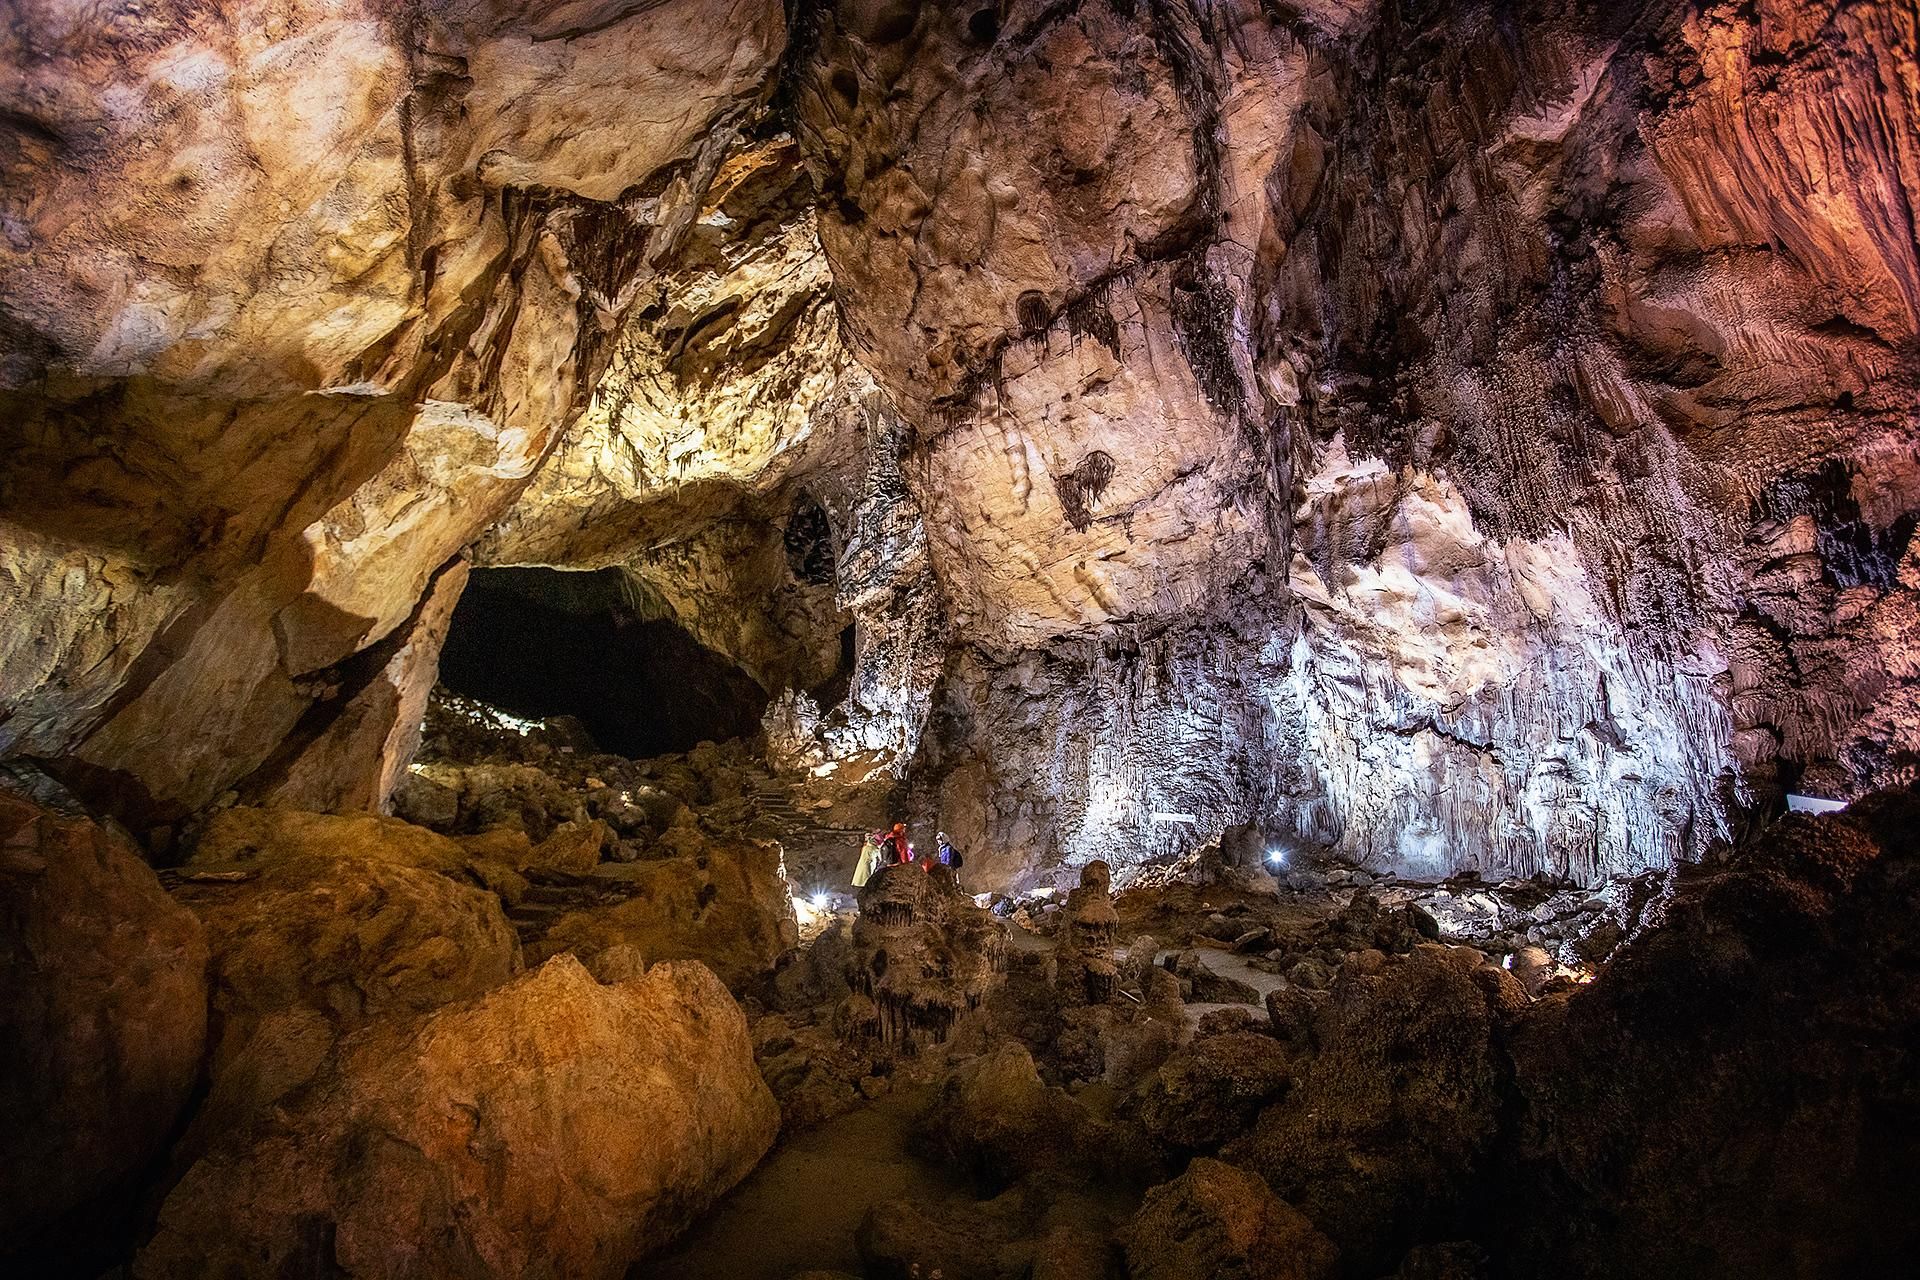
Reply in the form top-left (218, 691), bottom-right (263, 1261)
top-left (2, 0), bottom-right (1916, 886)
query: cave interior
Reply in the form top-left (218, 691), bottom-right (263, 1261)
top-left (2, 1), bottom-right (1918, 1278)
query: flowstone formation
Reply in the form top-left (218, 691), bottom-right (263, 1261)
top-left (845, 863), bottom-right (1006, 1052)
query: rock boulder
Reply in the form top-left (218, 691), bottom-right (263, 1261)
top-left (173, 854), bottom-right (521, 1078)
top-left (138, 956), bottom-right (779, 1280)
top-left (0, 781), bottom-right (208, 1241)
top-left (532, 829), bottom-right (798, 990)
top-left (1122, 1157), bottom-right (1338, 1280)
top-left (1225, 946), bottom-right (1507, 1274)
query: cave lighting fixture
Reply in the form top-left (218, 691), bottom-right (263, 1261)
top-left (1785, 793), bottom-right (1850, 814)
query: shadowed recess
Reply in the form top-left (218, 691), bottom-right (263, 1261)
top-left (436, 567), bottom-right (769, 756)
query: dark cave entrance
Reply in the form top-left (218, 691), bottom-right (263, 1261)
top-left (436, 567), bottom-right (770, 757)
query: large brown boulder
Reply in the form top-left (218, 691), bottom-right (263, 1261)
top-left (532, 828), bottom-right (798, 990)
top-left (137, 955), bottom-right (779, 1280)
top-left (915, 1043), bottom-right (1090, 1187)
top-left (1122, 1157), bottom-right (1338, 1280)
top-left (0, 782), bottom-right (208, 1239)
top-left (1130, 1032), bottom-right (1296, 1152)
top-left (1224, 946), bottom-right (1507, 1274)
top-left (173, 854), bottom-right (521, 1080)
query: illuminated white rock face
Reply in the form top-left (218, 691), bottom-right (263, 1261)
top-left (1272, 443), bottom-right (1734, 883)
top-left (802, 0), bottom-right (1920, 888)
top-left (921, 446), bottom-right (1736, 890)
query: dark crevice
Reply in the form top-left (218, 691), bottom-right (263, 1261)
top-left (784, 493), bottom-right (838, 586)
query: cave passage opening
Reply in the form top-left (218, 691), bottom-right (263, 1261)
top-left (436, 566), bottom-right (770, 757)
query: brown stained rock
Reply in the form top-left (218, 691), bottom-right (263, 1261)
top-left (390, 768), bottom-right (460, 828)
top-left (1145, 965), bottom-right (1187, 1018)
top-left (0, 782), bottom-right (208, 1239)
top-left (1192, 1004), bottom-right (1270, 1038)
top-left (187, 805), bottom-right (471, 875)
top-left (524, 817), bottom-right (608, 876)
top-left (1027, 1222), bottom-right (1120, 1280)
top-left (1122, 1157), bottom-right (1338, 1280)
top-left (1264, 983), bottom-right (1326, 1049)
top-left (1507, 946), bottom-right (1554, 999)
top-left (137, 956), bottom-right (778, 1280)
top-left (1131, 1033), bottom-right (1296, 1152)
top-left (915, 1043), bottom-right (1088, 1187)
top-left (1224, 947), bottom-right (1507, 1275)
top-left (469, 857), bottom-right (532, 907)
top-left (171, 854), bottom-right (521, 1080)
top-left (457, 825), bottom-right (537, 867)
top-left (1090, 1009), bottom-right (1184, 1091)
top-left (532, 829), bottom-right (798, 991)
top-left (858, 1174), bottom-right (1125, 1280)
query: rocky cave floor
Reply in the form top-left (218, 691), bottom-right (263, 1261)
top-left (12, 693), bottom-right (1909, 1279)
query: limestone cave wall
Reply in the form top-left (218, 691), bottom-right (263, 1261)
top-left (0, 0), bottom-right (1915, 889)
top-left (794, 0), bottom-right (1919, 885)
top-left (0, 0), bottom-right (786, 831)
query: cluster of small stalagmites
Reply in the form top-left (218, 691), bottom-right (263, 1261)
top-left (1055, 859), bottom-right (1122, 1004)
top-left (842, 862), bottom-right (1005, 1052)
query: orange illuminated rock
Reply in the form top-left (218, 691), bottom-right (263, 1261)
top-left (137, 956), bottom-right (778, 1280)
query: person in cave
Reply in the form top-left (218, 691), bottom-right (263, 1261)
top-left (936, 830), bottom-right (965, 886)
top-left (852, 831), bottom-right (881, 888)
top-left (881, 822), bottom-right (911, 869)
